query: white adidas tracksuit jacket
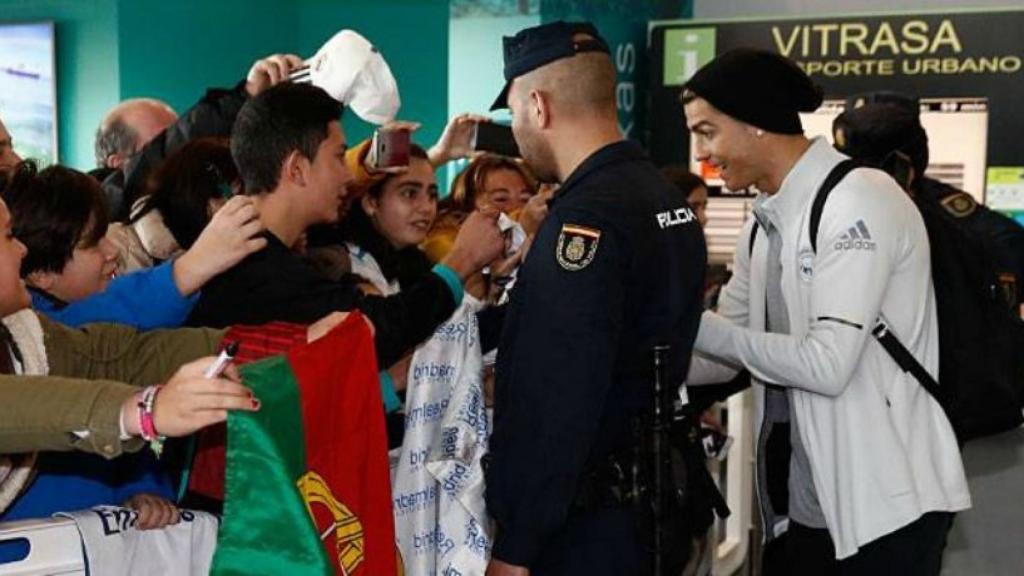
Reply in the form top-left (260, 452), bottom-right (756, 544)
top-left (688, 137), bottom-right (970, 559)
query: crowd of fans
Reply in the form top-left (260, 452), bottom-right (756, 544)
top-left (0, 49), bottom-right (529, 561)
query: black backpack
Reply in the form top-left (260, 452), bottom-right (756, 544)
top-left (751, 160), bottom-right (1024, 443)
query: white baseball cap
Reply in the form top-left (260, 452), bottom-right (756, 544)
top-left (301, 29), bottom-right (401, 125)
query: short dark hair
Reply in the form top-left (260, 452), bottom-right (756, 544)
top-left (1, 160), bottom-right (109, 275)
top-left (133, 137), bottom-right (238, 249)
top-left (231, 83), bottom-right (343, 194)
top-left (660, 164), bottom-right (707, 198)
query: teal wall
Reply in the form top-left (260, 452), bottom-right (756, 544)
top-left (1, 0), bottom-right (449, 171)
top-left (116, 0), bottom-right (293, 115)
top-left (119, 0), bottom-right (449, 158)
top-left (0, 0), bottom-right (120, 169)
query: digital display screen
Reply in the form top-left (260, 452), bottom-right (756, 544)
top-left (0, 21), bottom-right (57, 165)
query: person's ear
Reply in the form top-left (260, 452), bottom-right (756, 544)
top-left (106, 153), bottom-right (127, 170)
top-left (25, 270), bottom-right (56, 291)
top-left (282, 150), bottom-right (311, 188)
top-left (530, 89), bottom-right (553, 130)
top-left (361, 193), bottom-right (379, 217)
top-left (905, 165), bottom-right (917, 193)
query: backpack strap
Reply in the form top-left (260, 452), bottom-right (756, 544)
top-left (748, 221), bottom-right (760, 257)
top-left (809, 159), bottom-right (860, 253)
top-left (871, 321), bottom-right (945, 405)
top-left (808, 162), bottom-right (947, 408)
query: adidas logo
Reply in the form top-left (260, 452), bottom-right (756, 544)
top-left (834, 219), bottom-right (877, 251)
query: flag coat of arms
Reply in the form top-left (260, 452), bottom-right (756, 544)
top-left (211, 312), bottom-right (398, 575)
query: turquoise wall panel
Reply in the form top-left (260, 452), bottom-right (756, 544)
top-left (116, 0), bottom-right (295, 115)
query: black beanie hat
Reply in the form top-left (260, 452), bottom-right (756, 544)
top-left (683, 48), bottom-right (823, 135)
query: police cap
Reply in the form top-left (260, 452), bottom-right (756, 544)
top-left (490, 20), bottom-right (610, 111)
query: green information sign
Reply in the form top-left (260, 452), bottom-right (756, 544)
top-left (663, 27), bottom-right (716, 86)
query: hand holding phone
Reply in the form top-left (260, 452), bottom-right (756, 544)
top-left (473, 122), bottom-right (520, 158)
top-left (367, 127), bottom-right (412, 172)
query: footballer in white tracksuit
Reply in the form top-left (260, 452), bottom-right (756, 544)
top-left (688, 137), bottom-right (970, 560)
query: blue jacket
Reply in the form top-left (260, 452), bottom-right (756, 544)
top-left (31, 261), bottom-right (197, 330)
top-left (1, 451), bottom-right (175, 521)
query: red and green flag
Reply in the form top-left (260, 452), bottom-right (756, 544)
top-left (210, 312), bottom-right (398, 575)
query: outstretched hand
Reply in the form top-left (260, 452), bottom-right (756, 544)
top-left (441, 207), bottom-right (506, 280)
top-left (172, 195), bottom-right (267, 296)
top-left (428, 113), bottom-right (492, 167)
top-left (121, 357), bottom-right (258, 439)
top-left (245, 53), bottom-right (305, 96)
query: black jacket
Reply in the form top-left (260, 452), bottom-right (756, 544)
top-left (103, 82), bottom-right (249, 221)
top-left (186, 231), bottom-right (457, 368)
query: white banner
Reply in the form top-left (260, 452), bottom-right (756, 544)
top-left (393, 296), bottom-right (492, 575)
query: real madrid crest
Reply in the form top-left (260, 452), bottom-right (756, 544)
top-left (556, 223), bottom-right (601, 271)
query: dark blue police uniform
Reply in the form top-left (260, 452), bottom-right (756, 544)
top-left (485, 139), bottom-right (707, 573)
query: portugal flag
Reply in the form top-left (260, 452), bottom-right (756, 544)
top-left (211, 312), bottom-right (398, 575)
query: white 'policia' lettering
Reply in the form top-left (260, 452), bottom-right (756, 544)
top-left (656, 206), bottom-right (697, 229)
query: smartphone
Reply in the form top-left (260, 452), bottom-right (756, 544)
top-left (473, 122), bottom-right (520, 158)
top-left (371, 128), bottom-right (411, 170)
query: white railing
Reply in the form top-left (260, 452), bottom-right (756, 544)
top-left (711, 388), bottom-right (754, 576)
top-left (0, 518), bottom-right (85, 575)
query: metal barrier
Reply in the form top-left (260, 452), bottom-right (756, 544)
top-left (711, 389), bottom-right (754, 576)
top-left (0, 518), bottom-right (85, 575)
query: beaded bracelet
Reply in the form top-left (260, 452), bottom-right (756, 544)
top-left (137, 385), bottom-right (166, 457)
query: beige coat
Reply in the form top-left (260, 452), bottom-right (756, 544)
top-left (106, 206), bottom-right (182, 274)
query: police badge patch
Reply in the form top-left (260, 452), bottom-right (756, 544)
top-left (556, 224), bottom-right (601, 271)
top-left (940, 192), bottom-right (977, 219)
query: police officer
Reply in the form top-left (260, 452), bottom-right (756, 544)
top-left (484, 21), bottom-right (706, 576)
